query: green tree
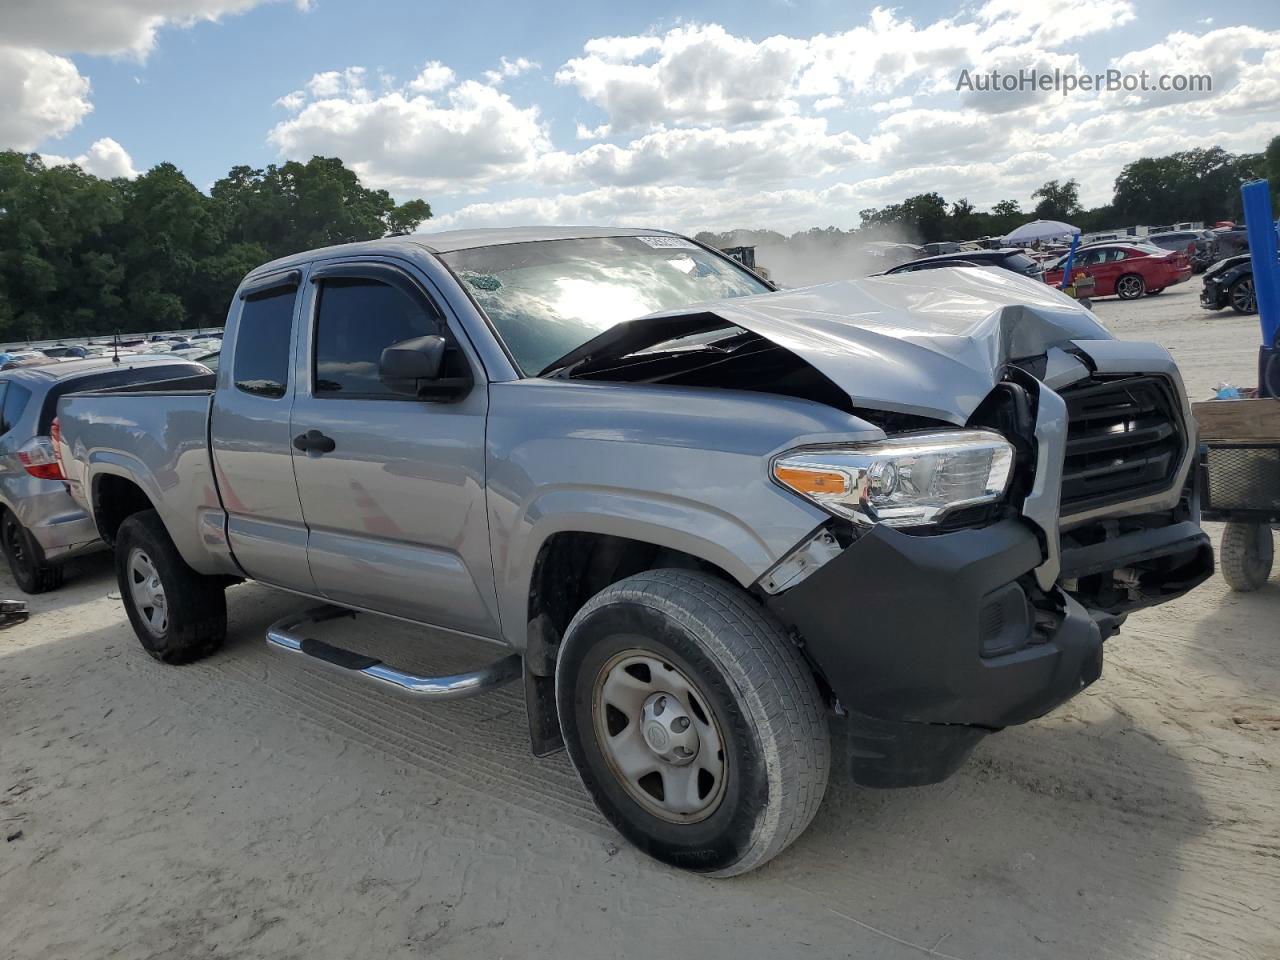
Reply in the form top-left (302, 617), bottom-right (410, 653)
top-left (0, 153), bottom-right (124, 341)
top-left (1031, 180), bottom-right (1082, 222)
top-left (0, 151), bottom-right (435, 342)
top-left (1112, 147), bottom-right (1265, 225)
top-left (1264, 135), bottom-right (1280, 208)
top-left (859, 192), bottom-right (949, 242)
top-left (212, 156), bottom-right (432, 260)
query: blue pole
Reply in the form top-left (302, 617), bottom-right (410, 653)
top-left (1058, 233), bottom-right (1080, 290)
top-left (1241, 180), bottom-right (1279, 349)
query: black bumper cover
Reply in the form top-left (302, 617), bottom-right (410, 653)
top-left (766, 518), bottom-right (1211, 788)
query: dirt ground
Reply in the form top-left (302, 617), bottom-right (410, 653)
top-left (2, 282), bottom-right (1277, 960)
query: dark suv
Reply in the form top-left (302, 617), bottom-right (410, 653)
top-left (883, 248), bottom-right (1044, 281)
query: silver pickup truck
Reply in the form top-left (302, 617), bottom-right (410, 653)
top-left (56, 227), bottom-right (1212, 876)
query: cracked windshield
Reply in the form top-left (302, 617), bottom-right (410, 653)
top-left (442, 236), bottom-right (770, 374)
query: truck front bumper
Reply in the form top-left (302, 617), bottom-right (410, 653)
top-left (765, 517), bottom-right (1211, 788)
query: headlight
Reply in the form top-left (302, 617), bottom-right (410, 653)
top-left (772, 430), bottom-right (1014, 528)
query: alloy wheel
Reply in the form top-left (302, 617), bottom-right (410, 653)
top-left (1231, 278), bottom-right (1256, 313)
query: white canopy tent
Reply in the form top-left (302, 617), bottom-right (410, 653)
top-left (1002, 220), bottom-right (1080, 246)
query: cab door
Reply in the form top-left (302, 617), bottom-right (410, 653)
top-left (1087, 249), bottom-right (1127, 296)
top-left (210, 269), bottom-right (317, 592)
top-left (288, 260), bottom-right (500, 638)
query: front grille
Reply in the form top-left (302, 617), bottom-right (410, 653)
top-left (1058, 375), bottom-right (1183, 514)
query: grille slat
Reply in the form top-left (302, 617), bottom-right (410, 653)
top-left (1059, 376), bottom-right (1182, 514)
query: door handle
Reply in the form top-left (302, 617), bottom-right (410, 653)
top-left (293, 430), bottom-right (336, 454)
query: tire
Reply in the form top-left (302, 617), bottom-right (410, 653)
top-left (1116, 273), bottom-right (1146, 300)
top-left (556, 569), bottom-right (830, 877)
top-left (1229, 276), bottom-right (1257, 315)
top-left (1, 509), bottom-right (64, 594)
top-left (115, 510), bottom-right (226, 663)
top-left (1220, 522), bottom-right (1274, 592)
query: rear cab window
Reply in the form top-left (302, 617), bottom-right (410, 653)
top-left (234, 282), bottom-right (298, 399)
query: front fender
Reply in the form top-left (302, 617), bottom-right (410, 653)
top-left (485, 379), bottom-right (871, 649)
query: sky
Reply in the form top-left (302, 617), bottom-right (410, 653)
top-left (2, 0), bottom-right (1278, 235)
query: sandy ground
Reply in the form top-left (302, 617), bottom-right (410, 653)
top-left (2, 282), bottom-right (1277, 960)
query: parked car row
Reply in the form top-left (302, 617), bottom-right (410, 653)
top-left (875, 240), bottom-right (1194, 302)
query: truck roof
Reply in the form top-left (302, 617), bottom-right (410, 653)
top-left (246, 226), bottom-right (686, 278)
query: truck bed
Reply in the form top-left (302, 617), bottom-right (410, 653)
top-left (57, 381), bottom-right (228, 575)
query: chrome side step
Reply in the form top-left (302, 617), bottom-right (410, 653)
top-left (266, 605), bottom-right (522, 701)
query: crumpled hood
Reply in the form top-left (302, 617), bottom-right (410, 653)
top-left (602, 267), bottom-right (1112, 424)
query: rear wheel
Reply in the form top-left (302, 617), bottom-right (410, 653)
top-left (1, 509), bottom-right (63, 594)
top-left (1220, 521), bottom-right (1274, 592)
top-left (1229, 276), bottom-right (1257, 315)
top-left (115, 510), bottom-right (226, 663)
top-left (556, 569), bottom-right (830, 877)
top-left (1116, 273), bottom-right (1146, 300)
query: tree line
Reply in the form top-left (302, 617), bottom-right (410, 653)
top-left (0, 153), bottom-right (431, 343)
top-left (2, 136), bottom-right (1277, 342)
top-left (700, 137), bottom-right (1280, 251)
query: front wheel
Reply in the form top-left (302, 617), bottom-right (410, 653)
top-left (115, 510), bottom-right (227, 663)
top-left (1229, 276), bottom-right (1257, 315)
top-left (556, 569), bottom-right (830, 877)
top-left (1116, 273), bottom-right (1146, 300)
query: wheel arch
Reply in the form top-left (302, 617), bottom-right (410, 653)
top-left (518, 526), bottom-right (793, 759)
top-left (92, 471), bottom-right (159, 547)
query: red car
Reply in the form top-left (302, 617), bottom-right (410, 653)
top-left (1043, 243), bottom-right (1192, 300)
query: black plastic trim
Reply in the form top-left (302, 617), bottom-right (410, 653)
top-left (240, 269), bottom-right (301, 301)
top-left (299, 637), bottom-right (382, 671)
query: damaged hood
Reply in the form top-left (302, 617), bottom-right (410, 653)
top-left (552, 267), bottom-right (1111, 425)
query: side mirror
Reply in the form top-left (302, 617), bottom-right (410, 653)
top-left (379, 335), bottom-right (472, 400)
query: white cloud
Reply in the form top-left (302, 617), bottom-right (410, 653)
top-left (0, 45), bottom-right (92, 151)
top-left (268, 15), bottom-right (1276, 237)
top-left (274, 90), bottom-right (306, 111)
top-left (268, 77), bottom-right (550, 193)
top-left (483, 56), bottom-right (539, 85)
top-left (553, 7), bottom-right (1129, 133)
top-left (975, 0), bottom-right (1136, 49)
top-left (3, 0), bottom-right (296, 152)
top-left (306, 66), bottom-right (369, 100)
top-left (1108, 26), bottom-right (1280, 110)
top-left (408, 60), bottom-right (455, 94)
top-left (2, 0), bottom-right (286, 58)
top-left (43, 137), bottom-right (139, 178)
top-left (556, 24), bottom-right (811, 131)
top-left (540, 118), bottom-right (878, 188)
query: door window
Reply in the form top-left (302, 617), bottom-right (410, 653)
top-left (312, 278), bottom-right (440, 399)
top-left (233, 288), bottom-right (296, 399)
